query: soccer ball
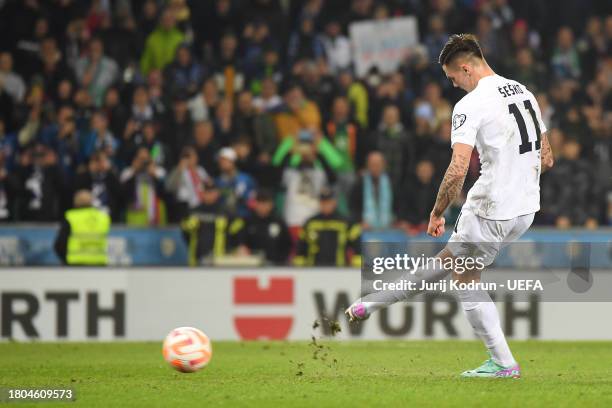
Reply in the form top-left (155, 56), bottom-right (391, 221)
top-left (162, 327), bottom-right (213, 373)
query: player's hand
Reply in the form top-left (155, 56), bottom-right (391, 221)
top-left (427, 212), bottom-right (445, 238)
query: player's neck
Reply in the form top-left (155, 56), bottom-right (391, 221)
top-left (475, 64), bottom-right (495, 83)
top-left (468, 65), bottom-right (496, 92)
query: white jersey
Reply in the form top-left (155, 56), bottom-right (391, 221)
top-left (451, 74), bottom-right (547, 220)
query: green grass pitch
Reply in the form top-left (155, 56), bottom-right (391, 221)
top-left (1, 340), bottom-right (612, 407)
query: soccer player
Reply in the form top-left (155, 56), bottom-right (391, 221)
top-left (345, 34), bottom-right (554, 378)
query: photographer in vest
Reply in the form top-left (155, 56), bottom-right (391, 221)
top-left (54, 189), bottom-right (111, 266)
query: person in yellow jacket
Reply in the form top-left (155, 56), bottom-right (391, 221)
top-left (294, 188), bottom-right (361, 267)
top-left (54, 190), bottom-right (111, 266)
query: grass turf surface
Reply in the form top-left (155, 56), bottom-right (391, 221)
top-left (1, 341), bottom-right (612, 407)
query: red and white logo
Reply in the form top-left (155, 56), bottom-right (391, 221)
top-left (233, 277), bottom-right (294, 340)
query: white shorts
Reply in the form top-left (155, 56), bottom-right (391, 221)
top-left (447, 207), bottom-right (535, 267)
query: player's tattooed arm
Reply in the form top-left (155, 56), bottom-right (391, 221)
top-left (540, 132), bottom-right (554, 173)
top-left (431, 143), bottom-right (473, 217)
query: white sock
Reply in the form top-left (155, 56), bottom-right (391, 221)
top-left (459, 290), bottom-right (516, 367)
top-left (361, 265), bottom-right (449, 314)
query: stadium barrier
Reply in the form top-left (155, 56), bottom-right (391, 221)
top-left (1, 268), bottom-right (612, 342)
top-left (0, 225), bottom-right (610, 267)
top-left (0, 226), bottom-right (188, 265)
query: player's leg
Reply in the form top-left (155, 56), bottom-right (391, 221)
top-left (457, 213), bottom-right (536, 378)
top-left (345, 247), bottom-right (454, 321)
top-left (455, 268), bottom-right (520, 378)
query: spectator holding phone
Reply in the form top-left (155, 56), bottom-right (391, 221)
top-left (120, 146), bottom-right (166, 225)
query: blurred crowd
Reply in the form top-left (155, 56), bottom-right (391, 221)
top-left (0, 0), bottom-right (610, 234)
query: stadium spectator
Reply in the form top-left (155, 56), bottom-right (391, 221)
top-left (274, 83), bottom-right (321, 139)
top-left (242, 20), bottom-right (277, 80)
top-left (236, 91), bottom-right (278, 167)
top-left (73, 150), bottom-right (122, 222)
top-left (424, 15), bottom-right (449, 64)
top-left (54, 189), bottom-right (110, 266)
top-left (231, 136), bottom-right (258, 178)
top-left (0, 119), bottom-right (17, 170)
top-left (180, 179), bottom-right (246, 266)
top-left (577, 17), bottom-right (608, 81)
top-left (551, 26), bottom-right (581, 81)
top-left (298, 60), bottom-right (336, 118)
top-left (421, 121), bottom-right (452, 183)
top-left (163, 43), bottom-right (205, 97)
top-left (294, 188), bottom-right (361, 267)
top-left (0, 0), bottom-right (607, 236)
top-left (13, 143), bottom-right (64, 222)
top-left (120, 146), bottom-right (167, 226)
top-left (192, 120), bottom-right (220, 177)
top-left (252, 77), bottom-right (282, 113)
top-left (79, 110), bottom-right (117, 165)
top-left (0, 52), bottom-right (26, 103)
top-left (140, 8), bottom-right (185, 76)
top-left (137, 0), bottom-right (161, 40)
top-left (213, 98), bottom-right (240, 146)
top-left (53, 79), bottom-right (74, 108)
top-left (63, 18), bottom-right (89, 73)
top-left (188, 77), bottom-right (219, 122)
top-left (165, 145), bottom-right (209, 222)
top-left (325, 95), bottom-right (363, 214)
top-left (145, 69), bottom-right (167, 118)
top-left (167, 0), bottom-right (192, 32)
top-left (475, 14), bottom-right (504, 68)
top-left (404, 44), bottom-right (444, 101)
top-left (287, 16), bottom-right (325, 66)
top-left (98, 14), bottom-right (141, 70)
top-left (243, 189), bottom-right (291, 265)
top-left (349, 151), bottom-right (393, 230)
top-left (509, 48), bottom-right (547, 93)
top-left (161, 92), bottom-right (193, 166)
top-left (136, 121), bottom-right (169, 168)
top-left (39, 37), bottom-right (74, 103)
top-left (211, 31), bottom-right (245, 101)
top-left (505, 19), bottom-right (539, 61)
top-left (216, 147), bottom-right (256, 217)
top-left (234, 90), bottom-right (257, 143)
top-left (242, 0), bottom-right (286, 41)
top-left (0, 84), bottom-right (15, 132)
top-left (321, 19), bottom-right (352, 74)
top-left (561, 106), bottom-right (591, 153)
top-left (74, 37), bottom-right (119, 107)
top-left (336, 68), bottom-right (369, 129)
top-left (193, 0), bottom-right (242, 56)
top-left (370, 75), bottom-right (409, 130)
top-left (0, 149), bottom-right (18, 221)
top-left (130, 85), bottom-right (155, 125)
top-left (273, 129), bottom-right (338, 244)
top-left (346, 0), bottom-right (374, 25)
top-left (372, 104), bottom-right (414, 191)
top-left (541, 137), bottom-right (600, 228)
top-left (103, 87), bottom-right (129, 140)
top-left (38, 105), bottom-right (80, 179)
top-left (397, 159), bottom-right (438, 233)
top-left (422, 82), bottom-right (452, 134)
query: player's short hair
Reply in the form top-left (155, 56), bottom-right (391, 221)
top-left (438, 34), bottom-right (484, 66)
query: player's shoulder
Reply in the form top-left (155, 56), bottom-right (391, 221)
top-left (453, 90), bottom-right (480, 113)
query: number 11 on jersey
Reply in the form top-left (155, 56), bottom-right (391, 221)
top-left (508, 100), bottom-right (542, 154)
